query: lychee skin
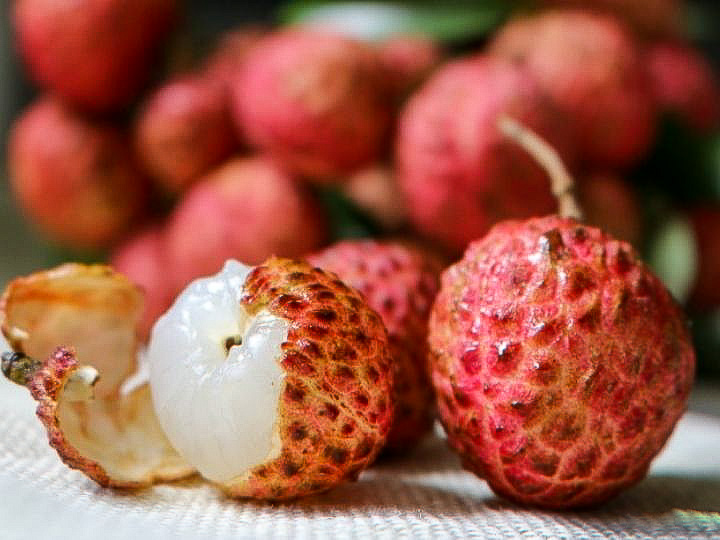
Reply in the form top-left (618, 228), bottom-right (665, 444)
top-left (134, 76), bottom-right (238, 194)
top-left (8, 97), bottom-right (147, 250)
top-left (225, 258), bottom-right (394, 499)
top-left (490, 10), bottom-right (656, 168)
top-left (13, 0), bottom-right (178, 112)
top-left (396, 56), bottom-right (574, 253)
top-left (308, 240), bottom-right (442, 452)
top-left (429, 216), bottom-right (695, 509)
top-left (646, 42), bottom-right (720, 134)
top-left (232, 29), bottom-right (392, 180)
top-left (165, 156), bottom-right (327, 293)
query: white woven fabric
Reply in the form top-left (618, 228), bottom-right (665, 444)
top-left (1, 380), bottom-right (719, 540)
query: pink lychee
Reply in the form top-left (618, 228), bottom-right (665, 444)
top-left (8, 96), bottom-right (148, 250)
top-left (308, 240), bottom-right (442, 452)
top-left (13, 0), bottom-right (178, 112)
top-left (134, 75), bottom-right (238, 194)
top-left (232, 29), bottom-right (393, 180)
top-left (490, 9), bottom-right (657, 168)
top-left (396, 55), bottom-right (575, 253)
top-left (165, 156), bottom-right (328, 293)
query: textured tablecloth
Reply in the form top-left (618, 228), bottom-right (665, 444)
top-left (1, 378), bottom-right (719, 540)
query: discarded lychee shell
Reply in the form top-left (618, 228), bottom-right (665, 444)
top-left (0, 264), bottom-right (193, 488)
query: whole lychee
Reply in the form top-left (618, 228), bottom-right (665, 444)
top-left (134, 75), bottom-right (238, 194)
top-left (308, 240), bottom-right (442, 452)
top-left (13, 0), bottom-right (178, 112)
top-left (396, 55), bottom-right (574, 253)
top-left (8, 96), bottom-right (147, 250)
top-left (148, 258), bottom-right (394, 499)
top-left (165, 156), bottom-right (327, 293)
top-left (428, 118), bottom-right (695, 509)
top-left (376, 34), bottom-right (443, 102)
top-left (646, 41), bottom-right (720, 134)
top-left (232, 29), bottom-right (393, 180)
top-left (687, 206), bottom-right (720, 312)
top-left (576, 173), bottom-right (643, 247)
top-left (490, 9), bottom-right (656, 168)
top-left (111, 226), bottom-right (174, 341)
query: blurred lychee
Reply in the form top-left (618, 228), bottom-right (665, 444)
top-left (8, 96), bottom-right (147, 250)
top-left (342, 165), bottom-right (408, 231)
top-left (376, 34), bottom-right (443, 102)
top-left (202, 27), bottom-right (265, 90)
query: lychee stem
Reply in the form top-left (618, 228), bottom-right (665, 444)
top-left (498, 116), bottom-right (583, 221)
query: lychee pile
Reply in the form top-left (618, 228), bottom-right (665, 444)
top-left (2, 0), bottom-right (717, 509)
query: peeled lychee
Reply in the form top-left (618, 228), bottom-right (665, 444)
top-left (13, 0), bottom-right (178, 112)
top-left (428, 118), bottom-right (695, 509)
top-left (687, 206), bottom-right (720, 312)
top-left (490, 10), bottom-right (656, 168)
top-left (148, 258), bottom-right (394, 499)
top-left (134, 75), bottom-right (238, 195)
top-left (165, 156), bottom-right (327, 292)
top-left (396, 55), bottom-right (574, 252)
top-left (232, 29), bottom-right (393, 180)
top-left (111, 226), bottom-right (173, 341)
top-left (308, 240), bottom-right (442, 452)
top-left (646, 41), bottom-right (720, 134)
top-left (8, 97), bottom-right (147, 250)
top-left (576, 173), bottom-right (643, 247)
top-left (376, 34), bottom-right (443, 101)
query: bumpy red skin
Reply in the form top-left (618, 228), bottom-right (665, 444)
top-left (396, 55), bottom-right (574, 253)
top-left (111, 226), bottom-right (173, 341)
top-left (225, 258), bottom-right (394, 500)
top-left (429, 216), bottom-right (695, 509)
top-left (646, 42), bottom-right (720, 134)
top-left (308, 241), bottom-right (442, 452)
top-left (13, 0), bottom-right (178, 112)
top-left (688, 207), bottom-right (720, 312)
top-left (8, 97), bottom-right (147, 250)
top-left (577, 173), bottom-right (643, 247)
top-left (540, 0), bottom-right (682, 37)
top-left (377, 35), bottom-right (443, 101)
top-left (134, 75), bottom-right (237, 194)
top-left (490, 10), bottom-right (657, 169)
top-left (165, 156), bottom-right (327, 293)
top-left (232, 29), bottom-right (393, 180)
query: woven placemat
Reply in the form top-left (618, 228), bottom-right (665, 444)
top-left (1, 379), bottom-right (719, 540)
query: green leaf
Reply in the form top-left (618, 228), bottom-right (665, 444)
top-left (314, 186), bottom-right (381, 241)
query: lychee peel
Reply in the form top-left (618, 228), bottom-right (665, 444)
top-left (149, 258), bottom-right (394, 500)
top-left (0, 264), bottom-right (194, 488)
top-left (429, 216), bottom-right (695, 508)
top-left (308, 240), bottom-right (442, 452)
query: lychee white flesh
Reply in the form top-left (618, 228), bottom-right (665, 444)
top-left (148, 260), bottom-right (290, 484)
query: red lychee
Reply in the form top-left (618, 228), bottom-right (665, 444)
top-left (231, 29), bottom-right (393, 180)
top-left (165, 156), bottom-right (327, 293)
top-left (308, 240), bottom-right (442, 452)
top-left (646, 41), bottom-right (720, 134)
top-left (8, 96), bottom-right (147, 250)
top-left (576, 173), bottom-right (643, 247)
top-left (687, 206), bottom-right (720, 312)
top-left (376, 34), bottom-right (443, 102)
top-left (490, 9), bottom-right (657, 168)
top-left (427, 118), bottom-right (695, 509)
top-left (110, 226), bottom-right (173, 341)
top-left (134, 75), bottom-right (238, 194)
top-left (13, 0), bottom-right (178, 112)
top-left (396, 55), bottom-right (574, 253)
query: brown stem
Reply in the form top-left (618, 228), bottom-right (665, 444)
top-left (497, 116), bottom-right (583, 221)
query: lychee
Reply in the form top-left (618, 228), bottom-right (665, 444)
top-left (395, 55), bottom-right (574, 253)
top-left (376, 34), bottom-right (443, 102)
top-left (428, 118), bottom-right (695, 509)
top-left (110, 225), bottom-right (174, 341)
top-left (13, 0), bottom-right (178, 112)
top-left (148, 258), bottom-right (394, 499)
top-left (646, 41), bottom-right (720, 134)
top-left (8, 96), bottom-right (148, 251)
top-left (134, 75), bottom-right (238, 195)
top-left (687, 206), bottom-right (720, 312)
top-left (490, 9), bottom-right (657, 168)
top-left (164, 156), bottom-right (327, 292)
top-left (307, 240), bottom-right (442, 452)
top-left (202, 27), bottom-right (265, 90)
top-left (1, 264), bottom-right (194, 487)
top-left (231, 29), bottom-right (393, 180)
top-left (342, 165), bottom-right (408, 231)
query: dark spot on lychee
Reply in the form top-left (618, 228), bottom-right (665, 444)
top-left (307, 325), bottom-right (329, 338)
top-left (355, 438), bottom-right (373, 459)
top-left (334, 365), bottom-right (354, 381)
top-left (285, 384), bottom-right (305, 402)
top-left (325, 446), bottom-right (349, 465)
top-left (491, 341), bottom-right (521, 375)
top-left (566, 267), bottom-right (594, 299)
top-left (315, 290), bottom-right (336, 301)
top-left (277, 293), bottom-right (301, 307)
top-left (572, 226), bottom-right (589, 243)
top-left (577, 301), bottom-right (601, 330)
top-left (354, 392), bottom-right (369, 408)
top-left (368, 412), bottom-right (379, 423)
top-left (289, 422), bottom-right (307, 441)
top-left (543, 412), bottom-right (583, 449)
top-left (322, 403), bottom-right (339, 421)
top-left (288, 271), bottom-right (310, 282)
top-left (453, 388), bottom-right (472, 408)
top-left (619, 407), bottom-right (647, 439)
top-left (283, 462), bottom-right (300, 476)
top-left (282, 352), bottom-right (316, 376)
top-left (461, 349), bottom-right (482, 376)
top-left (312, 308), bottom-right (337, 323)
top-left (611, 247), bottom-right (633, 274)
top-left (382, 297), bottom-right (396, 313)
top-left (298, 339), bottom-right (322, 358)
top-left (538, 228), bottom-right (566, 261)
top-left (560, 446), bottom-right (600, 480)
top-left (341, 422), bottom-right (355, 436)
top-left (529, 449), bottom-right (560, 477)
top-left (366, 366), bottom-right (380, 383)
top-left (331, 343), bottom-right (356, 362)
